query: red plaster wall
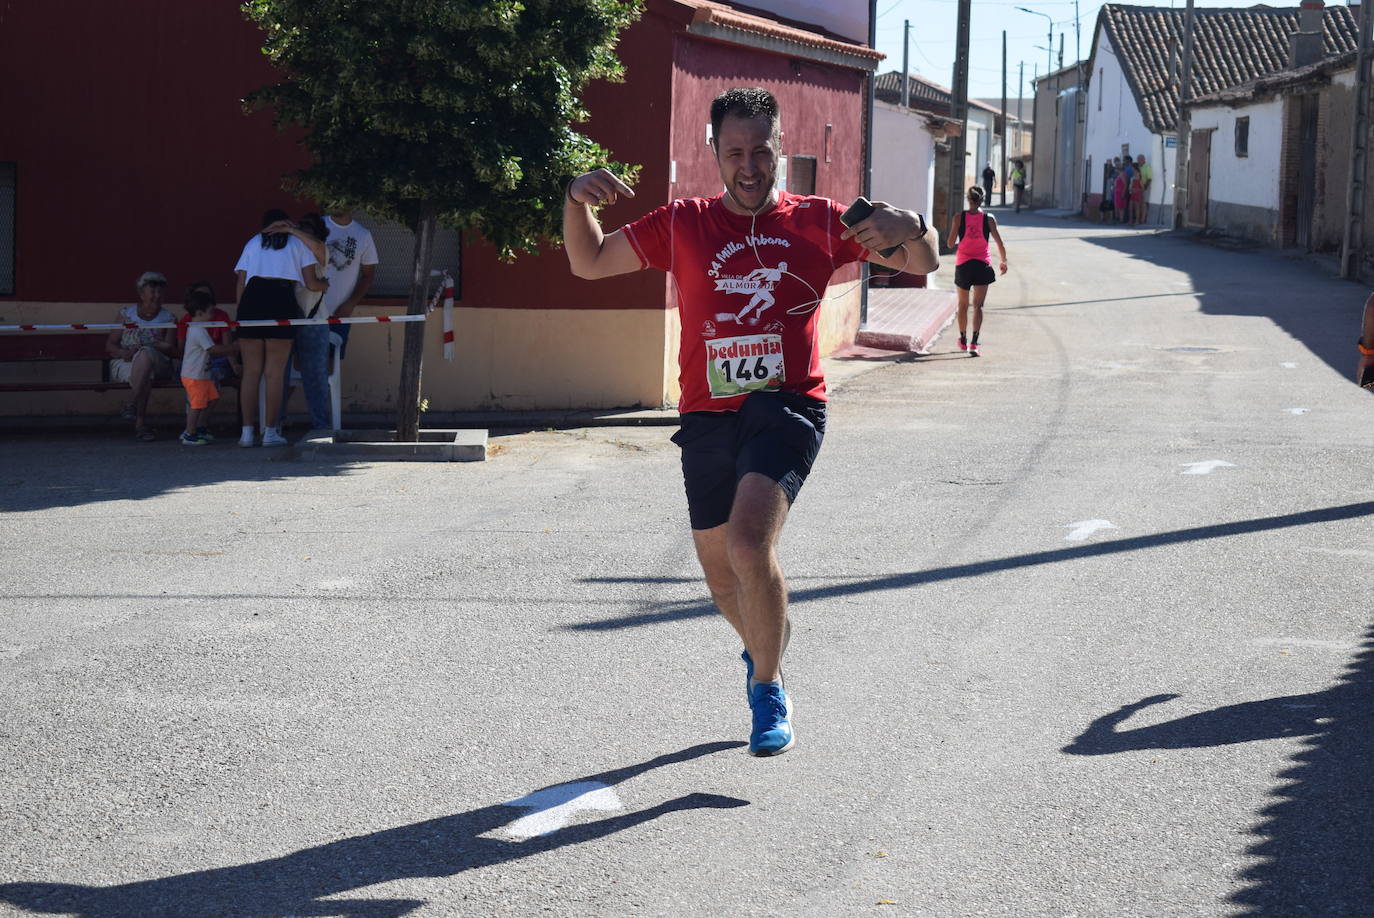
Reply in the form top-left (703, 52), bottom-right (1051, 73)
top-left (0, 1), bottom-right (311, 306)
top-left (669, 34), bottom-right (866, 283)
top-left (459, 9), bottom-right (676, 310)
top-left (670, 35), bottom-right (865, 204)
top-left (0, 5), bottom-right (865, 311)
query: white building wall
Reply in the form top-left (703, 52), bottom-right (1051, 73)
top-left (1084, 29), bottom-right (1177, 212)
top-left (967, 109), bottom-right (998, 191)
top-left (872, 101), bottom-right (937, 219)
top-left (1189, 97), bottom-right (1284, 209)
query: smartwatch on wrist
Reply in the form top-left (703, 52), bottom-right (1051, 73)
top-left (910, 212), bottom-right (928, 240)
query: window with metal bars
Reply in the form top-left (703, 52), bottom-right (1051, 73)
top-left (353, 213), bottom-right (462, 299)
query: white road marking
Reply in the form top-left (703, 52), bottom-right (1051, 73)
top-left (1286, 408), bottom-right (1310, 415)
top-left (493, 781), bottom-right (623, 840)
top-left (1064, 520), bottom-right (1118, 541)
top-left (1281, 362), bottom-right (1298, 368)
top-left (1181, 460), bottom-right (1236, 475)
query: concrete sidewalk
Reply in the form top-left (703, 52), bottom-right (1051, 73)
top-left (0, 348), bottom-right (914, 436)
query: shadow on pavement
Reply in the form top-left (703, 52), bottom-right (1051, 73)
top-left (1054, 220), bottom-right (1363, 382)
top-left (1063, 626), bottom-right (1374, 917)
top-left (566, 501), bottom-right (1374, 631)
top-left (0, 742), bottom-right (747, 918)
top-left (0, 431), bottom-right (360, 513)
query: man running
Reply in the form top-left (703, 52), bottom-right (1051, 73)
top-left (563, 87), bottom-right (938, 756)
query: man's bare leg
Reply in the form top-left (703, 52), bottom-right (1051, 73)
top-left (693, 519), bottom-right (792, 667)
top-left (722, 473), bottom-right (790, 682)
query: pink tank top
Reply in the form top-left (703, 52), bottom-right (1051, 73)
top-left (956, 211), bottom-right (990, 265)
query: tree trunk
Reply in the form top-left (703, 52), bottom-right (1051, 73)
top-left (396, 203), bottom-right (438, 441)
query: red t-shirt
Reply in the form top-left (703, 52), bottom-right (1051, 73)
top-left (622, 192), bottom-right (867, 414)
top-left (177, 308), bottom-right (232, 345)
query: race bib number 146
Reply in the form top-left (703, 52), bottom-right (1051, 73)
top-left (706, 334), bottom-right (785, 398)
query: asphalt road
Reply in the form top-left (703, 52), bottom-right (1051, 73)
top-left (2, 211), bottom-right (1372, 918)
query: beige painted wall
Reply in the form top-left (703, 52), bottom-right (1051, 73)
top-left (0, 283), bottom-right (859, 418)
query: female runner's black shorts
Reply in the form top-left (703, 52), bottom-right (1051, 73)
top-left (671, 390), bottom-right (827, 531)
top-left (954, 259), bottom-right (997, 290)
top-left (236, 277), bottom-right (302, 339)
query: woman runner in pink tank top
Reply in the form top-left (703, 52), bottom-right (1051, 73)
top-left (944, 186), bottom-right (1008, 356)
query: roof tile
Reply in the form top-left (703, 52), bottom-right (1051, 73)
top-left (1101, 3), bottom-right (1358, 133)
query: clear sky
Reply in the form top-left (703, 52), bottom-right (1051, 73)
top-left (870, 0), bottom-right (1355, 102)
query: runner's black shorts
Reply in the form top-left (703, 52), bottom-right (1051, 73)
top-left (236, 277), bottom-right (302, 339)
top-left (671, 391), bottom-right (827, 531)
top-left (954, 260), bottom-right (997, 290)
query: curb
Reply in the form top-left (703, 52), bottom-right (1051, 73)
top-left (855, 289), bottom-right (958, 353)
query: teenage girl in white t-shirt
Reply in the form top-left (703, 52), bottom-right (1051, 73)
top-left (233, 209), bottom-right (328, 447)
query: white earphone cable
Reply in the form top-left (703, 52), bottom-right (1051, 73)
top-left (731, 185), bottom-right (914, 318)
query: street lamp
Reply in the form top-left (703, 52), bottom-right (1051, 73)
top-left (1017, 6), bottom-right (1053, 75)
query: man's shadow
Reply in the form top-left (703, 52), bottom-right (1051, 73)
top-left (1062, 691), bottom-right (1333, 755)
top-left (1064, 628), bottom-right (1374, 917)
top-left (0, 742), bottom-right (748, 918)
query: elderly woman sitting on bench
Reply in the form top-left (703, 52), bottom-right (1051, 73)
top-left (105, 271), bottom-right (177, 441)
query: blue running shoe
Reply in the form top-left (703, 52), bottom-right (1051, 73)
top-left (748, 682), bottom-right (795, 757)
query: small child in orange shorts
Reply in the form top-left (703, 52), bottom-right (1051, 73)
top-left (180, 290), bottom-right (235, 446)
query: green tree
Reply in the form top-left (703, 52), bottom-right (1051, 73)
top-left (243, 0), bottom-right (642, 439)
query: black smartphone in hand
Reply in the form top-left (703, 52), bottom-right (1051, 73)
top-left (840, 196), bottom-right (901, 257)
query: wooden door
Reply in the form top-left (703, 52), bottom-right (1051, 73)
top-left (1187, 130), bottom-right (1211, 227)
top-left (1296, 94), bottom-right (1319, 250)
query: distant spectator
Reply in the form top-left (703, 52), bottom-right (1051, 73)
top-left (177, 281), bottom-right (238, 386)
top-left (1011, 160), bottom-right (1026, 213)
top-left (233, 209), bottom-right (327, 448)
top-left (179, 291), bottom-right (236, 447)
top-left (1135, 154), bottom-right (1152, 224)
top-left (321, 210), bottom-right (380, 370)
top-left (105, 271), bottom-right (176, 441)
top-left (1128, 163), bottom-right (1145, 225)
top-left (284, 212), bottom-right (334, 431)
top-left (1113, 164), bottom-right (1128, 225)
top-left (981, 163), bottom-right (995, 205)
top-left (1358, 292), bottom-right (1374, 388)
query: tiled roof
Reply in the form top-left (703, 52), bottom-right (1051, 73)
top-left (1098, 3), bottom-right (1358, 133)
top-left (874, 71), bottom-right (1001, 117)
top-left (1189, 48), bottom-right (1358, 106)
top-left (659, 1), bottom-right (884, 63)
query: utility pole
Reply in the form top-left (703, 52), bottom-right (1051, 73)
top-left (902, 19), bottom-right (911, 109)
top-left (1018, 60), bottom-right (1025, 163)
top-left (1074, 0), bottom-right (1081, 66)
top-left (1173, 0), bottom-right (1196, 228)
top-left (1017, 8), bottom-right (1053, 85)
top-left (1342, 1), bottom-right (1373, 278)
top-left (946, 0), bottom-right (972, 255)
top-left (1002, 30), bottom-right (1009, 206)
top-left (862, 0), bottom-right (876, 327)
top-left (1058, 33), bottom-right (1064, 71)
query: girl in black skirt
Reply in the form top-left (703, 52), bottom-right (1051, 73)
top-left (232, 210), bottom-right (328, 446)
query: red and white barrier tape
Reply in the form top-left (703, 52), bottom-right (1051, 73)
top-left (0, 315), bottom-right (428, 332)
